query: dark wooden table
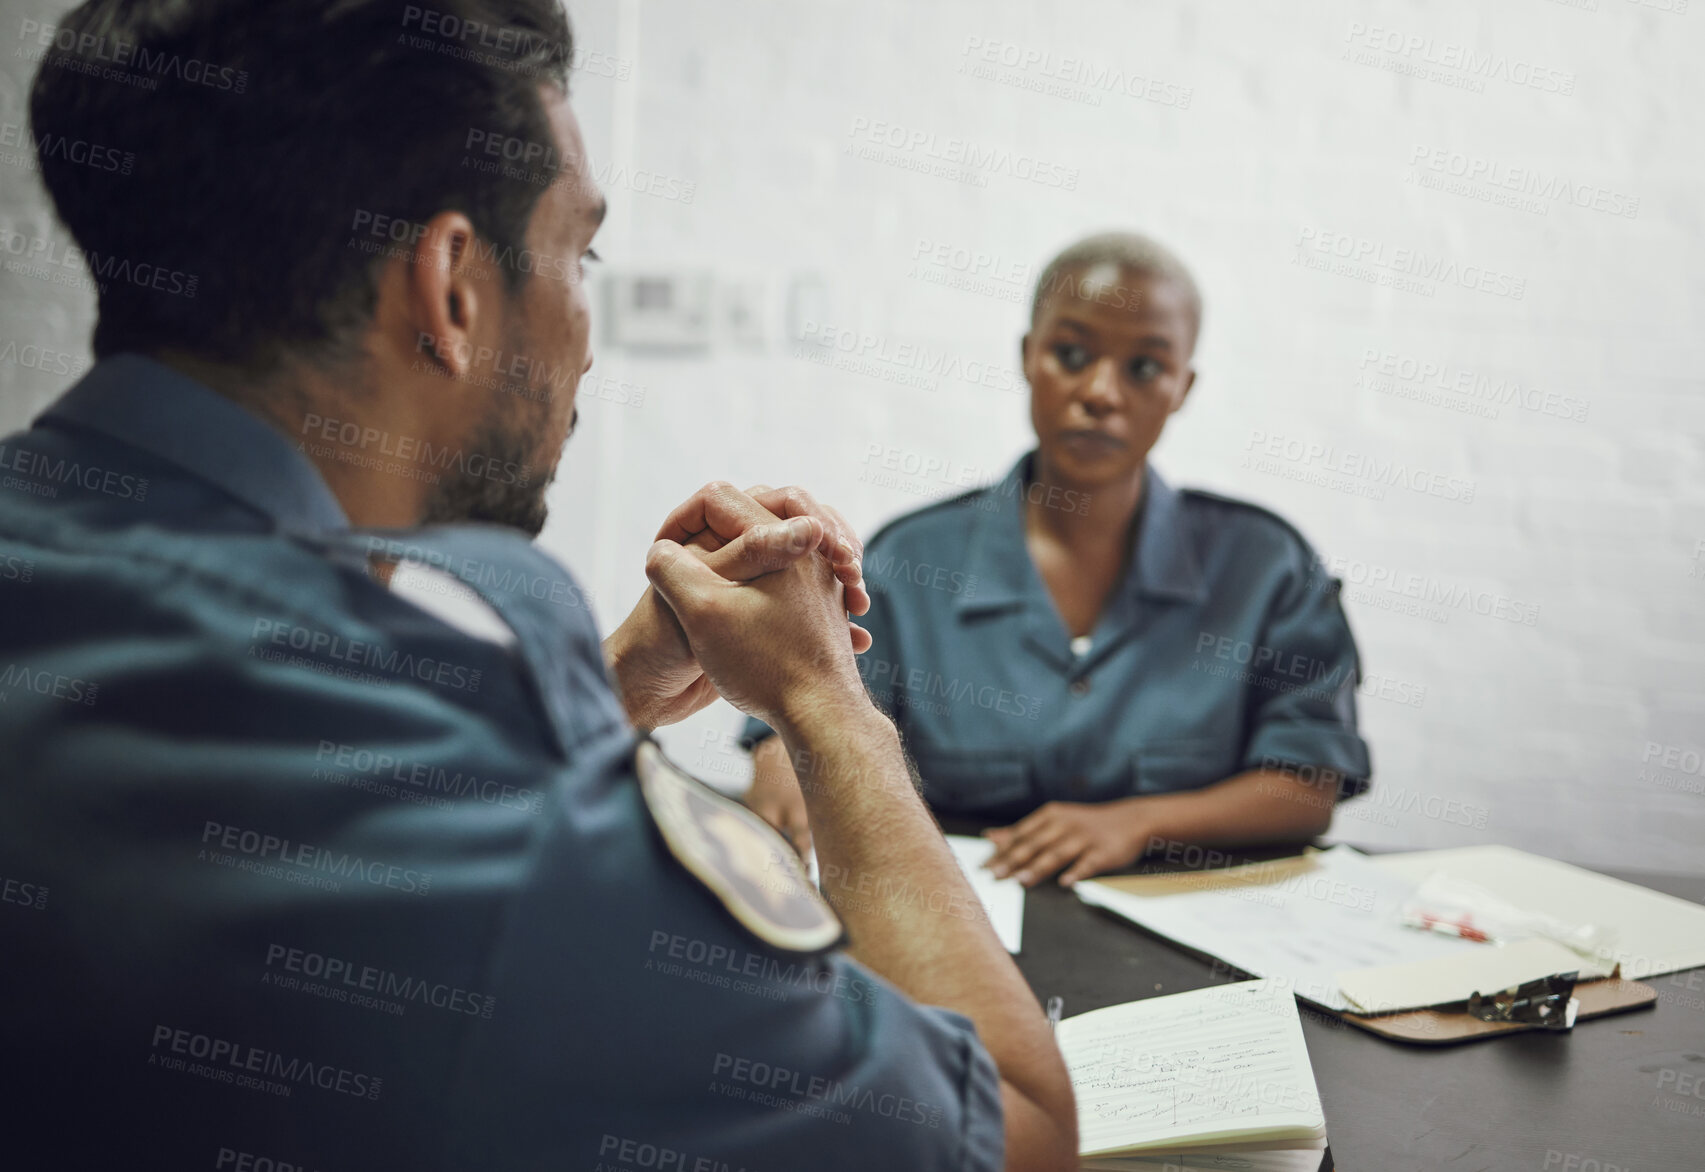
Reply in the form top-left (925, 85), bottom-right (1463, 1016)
top-left (947, 828), bottom-right (1705, 1172)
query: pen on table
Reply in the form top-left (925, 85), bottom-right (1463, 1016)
top-left (1045, 996), bottom-right (1063, 1036)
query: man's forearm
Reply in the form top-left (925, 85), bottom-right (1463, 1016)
top-left (773, 697), bottom-right (1076, 1163)
top-left (603, 624), bottom-right (656, 726)
top-left (1138, 768), bottom-right (1336, 850)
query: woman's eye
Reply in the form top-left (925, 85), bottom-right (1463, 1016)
top-left (1054, 343), bottom-right (1090, 372)
top-left (1128, 356), bottom-right (1162, 382)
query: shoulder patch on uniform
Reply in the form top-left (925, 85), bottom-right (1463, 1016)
top-left (635, 740), bottom-right (844, 955)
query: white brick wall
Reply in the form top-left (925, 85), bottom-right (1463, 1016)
top-left (4, 0), bottom-right (1702, 873)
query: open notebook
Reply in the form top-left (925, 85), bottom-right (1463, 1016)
top-left (1060, 980), bottom-right (1327, 1172)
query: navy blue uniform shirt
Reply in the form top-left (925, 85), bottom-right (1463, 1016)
top-left (0, 355), bottom-right (1004, 1171)
top-left (746, 453), bottom-right (1371, 823)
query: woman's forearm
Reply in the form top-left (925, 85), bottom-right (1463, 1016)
top-left (1137, 768), bottom-right (1338, 851)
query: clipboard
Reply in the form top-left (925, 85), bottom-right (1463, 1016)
top-left (1078, 845), bottom-right (1678, 1046)
top-left (1339, 972), bottom-right (1657, 1045)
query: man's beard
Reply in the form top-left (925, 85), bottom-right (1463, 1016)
top-left (419, 365), bottom-right (569, 538)
top-left (420, 415), bottom-right (551, 536)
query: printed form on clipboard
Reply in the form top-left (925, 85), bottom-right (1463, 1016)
top-left (1072, 845), bottom-right (1483, 1012)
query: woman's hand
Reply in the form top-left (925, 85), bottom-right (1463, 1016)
top-left (983, 799), bottom-right (1156, 888)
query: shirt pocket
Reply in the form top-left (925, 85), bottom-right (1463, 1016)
top-left (911, 748), bottom-right (1033, 815)
top-left (1133, 737), bottom-right (1236, 796)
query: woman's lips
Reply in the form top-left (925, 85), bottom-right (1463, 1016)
top-left (1058, 430), bottom-right (1126, 458)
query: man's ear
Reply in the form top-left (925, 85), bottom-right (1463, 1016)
top-left (407, 211), bottom-right (481, 379)
top-left (1019, 330), bottom-right (1034, 384)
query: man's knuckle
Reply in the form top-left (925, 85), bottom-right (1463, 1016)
top-left (697, 593), bottom-right (734, 622)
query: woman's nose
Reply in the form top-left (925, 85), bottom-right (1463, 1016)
top-left (1078, 359), bottom-right (1121, 415)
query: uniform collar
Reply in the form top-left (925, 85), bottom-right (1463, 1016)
top-left (954, 451), bottom-right (1207, 620)
top-left (1130, 462), bottom-right (1208, 604)
top-left (37, 352), bottom-right (350, 533)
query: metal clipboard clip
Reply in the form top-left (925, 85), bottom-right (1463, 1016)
top-left (1466, 971), bottom-right (1581, 1031)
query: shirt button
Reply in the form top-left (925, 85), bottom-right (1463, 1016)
top-left (1069, 678), bottom-right (1091, 697)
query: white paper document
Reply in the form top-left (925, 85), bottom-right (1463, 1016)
top-left (1082, 1153), bottom-right (1324, 1172)
top-left (1373, 844), bottom-right (1705, 981)
top-left (946, 835), bottom-right (1025, 953)
top-left (1059, 980), bottom-right (1325, 1163)
top-left (1074, 845), bottom-right (1479, 1011)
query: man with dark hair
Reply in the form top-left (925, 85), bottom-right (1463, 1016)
top-left (25, 0), bottom-right (591, 535)
top-left (0, 3), bottom-right (1077, 1170)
